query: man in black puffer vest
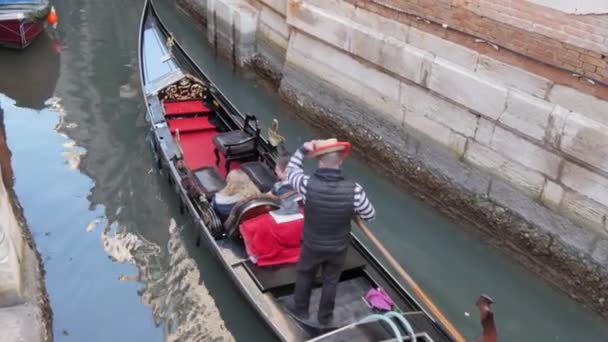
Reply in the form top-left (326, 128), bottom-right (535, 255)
top-left (286, 139), bottom-right (375, 326)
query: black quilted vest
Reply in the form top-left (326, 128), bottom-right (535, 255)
top-left (302, 168), bottom-right (355, 252)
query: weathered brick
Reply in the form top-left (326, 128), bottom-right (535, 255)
top-left (558, 48), bottom-right (584, 66)
top-left (527, 48), bottom-right (556, 63)
top-left (564, 36), bottom-right (608, 56)
top-left (564, 26), bottom-right (605, 44)
top-left (565, 49), bottom-right (580, 60)
top-left (582, 62), bottom-right (597, 73)
top-left (580, 54), bottom-right (607, 68)
top-left (558, 57), bottom-right (583, 68)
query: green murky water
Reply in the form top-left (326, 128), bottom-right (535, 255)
top-left (0, 0), bottom-right (606, 341)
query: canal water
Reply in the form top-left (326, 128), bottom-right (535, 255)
top-left (0, 0), bottom-right (607, 341)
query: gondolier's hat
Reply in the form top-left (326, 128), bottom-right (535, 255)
top-left (308, 138), bottom-right (351, 159)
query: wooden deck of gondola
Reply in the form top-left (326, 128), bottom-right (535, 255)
top-left (138, 1), bottom-right (457, 341)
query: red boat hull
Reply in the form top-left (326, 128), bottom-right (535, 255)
top-left (0, 18), bottom-right (45, 48)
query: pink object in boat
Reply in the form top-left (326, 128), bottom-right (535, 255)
top-left (365, 287), bottom-right (394, 311)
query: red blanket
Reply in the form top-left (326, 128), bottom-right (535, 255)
top-left (240, 212), bottom-right (304, 266)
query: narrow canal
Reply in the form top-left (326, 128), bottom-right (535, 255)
top-left (0, 0), bottom-right (607, 341)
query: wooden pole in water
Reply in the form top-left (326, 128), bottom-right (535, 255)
top-left (354, 217), bottom-right (466, 342)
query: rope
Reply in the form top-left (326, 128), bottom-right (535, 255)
top-left (384, 312), bottom-right (417, 342)
top-left (359, 314), bottom-right (403, 342)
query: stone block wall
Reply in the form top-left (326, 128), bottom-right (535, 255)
top-left (346, 0), bottom-right (608, 84)
top-left (282, 0), bottom-right (608, 247)
top-left (193, 0), bottom-right (608, 272)
top-left (205, 0), bottom-right (259, 64)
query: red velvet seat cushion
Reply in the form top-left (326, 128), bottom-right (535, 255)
top-left (167, 116), bottom-right (215, 133)
top-left (163, 100), bottom-right (211, 116)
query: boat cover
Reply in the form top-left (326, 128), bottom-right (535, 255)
top-left (240, 211), bottom-right (304, 267)
top-left (0, 0), bottom-right (49, 21)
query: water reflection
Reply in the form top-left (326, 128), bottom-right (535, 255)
top-left (102, 218), bottom-right (234, 341)
top-left (1, 0), bottom-right (249, 340)
top-left (47, 0), bottom-right (241, 339)
top-left (0, 33), bottom-right (60, 110)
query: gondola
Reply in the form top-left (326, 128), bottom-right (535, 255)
top-left (138, 1), bottom-right (474, 341)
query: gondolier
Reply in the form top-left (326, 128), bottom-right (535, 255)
top-left (286, 138), bottom-right (376, 326)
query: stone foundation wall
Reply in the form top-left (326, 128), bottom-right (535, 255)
top-left (182, 0), bottom-right (608, 316)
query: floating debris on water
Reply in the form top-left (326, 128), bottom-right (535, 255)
top-left (85, 217), bottom-right (105, 232)
top-left (120, 84), bottom-right (137, 98)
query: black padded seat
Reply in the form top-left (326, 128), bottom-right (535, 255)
top-left (213, 130), bottom-right (258, 171)
top-left (240, 161), bottom-right (277, 193)
top-left (243, 247), bottom-right (366, 293)
top-left (192, 166), bottom-right (226, 197)
top-left (213, 130), bottom-right (256, 154)
top-left (213, 114), bottom-right (261, 172)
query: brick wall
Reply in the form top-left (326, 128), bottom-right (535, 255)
top-left (349, 0), bottom-right (608, 83)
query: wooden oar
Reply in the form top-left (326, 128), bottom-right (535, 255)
top-left (354, 217), bottom-right (466, 342)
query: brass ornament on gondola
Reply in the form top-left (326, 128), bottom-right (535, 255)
top-left (166, 33), bottom-right (175, 51)
top-left (161, 77), bottom-right (205, 101)
top-left (267, 119), bottom-right (285, 147)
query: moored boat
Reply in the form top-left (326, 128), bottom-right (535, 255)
top-left (0, 0), bottom-right (55, 49)
top-left (138, 1), bottom-right (482, 341)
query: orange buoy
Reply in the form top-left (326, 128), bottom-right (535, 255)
top-left (47, 6), bottom-right (58, 27)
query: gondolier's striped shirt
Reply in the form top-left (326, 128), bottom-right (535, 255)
top-left (286, 147), bottom-right (376, 221)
